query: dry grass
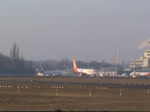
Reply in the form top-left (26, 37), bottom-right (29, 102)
top-left (0, 77), bottom-right (150, 111)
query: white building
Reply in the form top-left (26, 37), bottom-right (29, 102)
top-left (129, 49), bottom-right (150, 69)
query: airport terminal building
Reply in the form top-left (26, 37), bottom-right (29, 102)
top-left (129, 49), bottom-right (150, 70)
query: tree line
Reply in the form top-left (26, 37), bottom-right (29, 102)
top-left (34, 58), bottom-right (124, 72)
top-left (0, 43), bottom-right (124, 75)
top-left (0, 43), bottom-right (34, 75)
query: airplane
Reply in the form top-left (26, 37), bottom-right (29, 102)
top-left (130, 71), bottom-right (150, 78)
top-left (72, 58), bottom-right (96, 77)
top-left (43, 70), bottom-right (65, 76)
top-left (36, 68), bottom-right (66, 77)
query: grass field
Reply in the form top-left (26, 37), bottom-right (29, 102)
top-left (0, 77), bottom-right (150, 111)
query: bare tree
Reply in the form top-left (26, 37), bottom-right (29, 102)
top-left (10, 43), bottom-right (20, 62)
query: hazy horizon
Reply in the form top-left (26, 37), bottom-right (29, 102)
top-left (0, 0), bottom-right (150, 62)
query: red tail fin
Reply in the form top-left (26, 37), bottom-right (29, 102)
top-left (73, 59), bottom-right (78, 72)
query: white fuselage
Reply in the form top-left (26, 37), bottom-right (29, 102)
top-left (130, 72), bottom-right (150, 77)
top-left (77, 68), bottom-right (95, 76)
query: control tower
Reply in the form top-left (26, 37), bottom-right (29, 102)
top-left (129, 40), bottom-right (150, 69)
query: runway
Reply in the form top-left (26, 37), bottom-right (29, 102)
top-left (0, 76), bottom-right (150, 89)
top-left (0, 76), bottom-right (150, 111)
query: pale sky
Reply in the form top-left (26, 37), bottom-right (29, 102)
top-left (0, 0), bottom-right (150, 62)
